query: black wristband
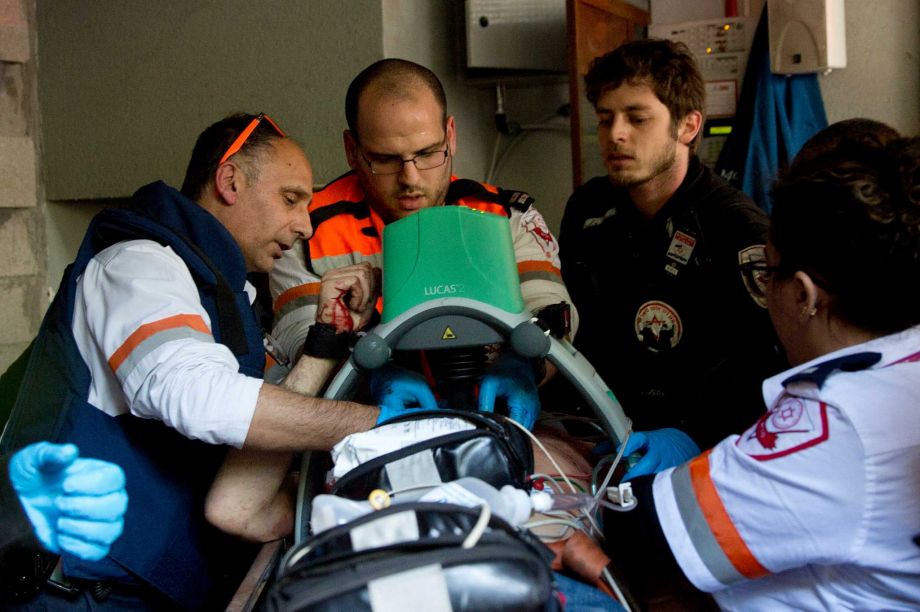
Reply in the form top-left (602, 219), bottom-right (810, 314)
top-left (534, 302), bottom-right (571, 339)
top-left (301, 323), bottom-right (354, 359)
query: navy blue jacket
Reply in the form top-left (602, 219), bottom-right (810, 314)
top-left (0, 182), bottom-right (264, 609)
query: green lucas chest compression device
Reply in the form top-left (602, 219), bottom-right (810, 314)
top-left (292, 206), bottom-right (632, 542)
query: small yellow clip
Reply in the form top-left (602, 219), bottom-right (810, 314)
top-left (368, 489), bottom-right (391, 510)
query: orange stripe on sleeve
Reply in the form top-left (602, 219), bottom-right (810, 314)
top-left (517, 260), bottom-right (561, 276)
top-left (108, 314), bottom-right (210, 372)
top-left (274, 283), bottom-right (321, 315)
top-left (689, 451), bottom-right (769, 580)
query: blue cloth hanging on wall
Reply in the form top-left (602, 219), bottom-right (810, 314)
top-left (715, 5), bottom-right (828, 215)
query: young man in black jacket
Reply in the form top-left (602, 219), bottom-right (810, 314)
top-left (560, 39), bottom-right (782, 472)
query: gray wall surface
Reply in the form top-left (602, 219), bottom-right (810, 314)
top-left (37, 0), bottom-right (384, 199)
top-left (818, 0), bottom-right (919, 136)
top-left (383, 0), bottom-right (573, 235)
top-left (0, 0), bottom-right (45, 374)
top-left (39, 0), bottom-right (920, 298)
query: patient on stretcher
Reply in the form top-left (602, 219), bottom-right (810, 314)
top-left (206, 386), bottom-right (629, 609)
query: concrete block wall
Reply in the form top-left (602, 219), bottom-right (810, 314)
top-left (0, 0), bottom-right (44, 374)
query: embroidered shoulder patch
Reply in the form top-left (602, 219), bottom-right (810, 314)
top-left (520, 207), bottom-right (560, 261)
top-left (738, 245), bottom-right (768, 309)
top-left (635, 300), bottom-right (682, 352)
top-left (736, 393), bottom-right (829, 461)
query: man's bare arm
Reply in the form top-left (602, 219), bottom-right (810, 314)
top-left (207, 356), bottom-right (376, 540)
top-left (205, 448), bottom-right (297, 542)
top-left (244, 377), bottom-right (378, 452)
top-left (206, 265), bottom-right (380, 541)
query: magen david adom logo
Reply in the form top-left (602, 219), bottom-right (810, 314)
top-left (635, 300), bottom-right (682, 352)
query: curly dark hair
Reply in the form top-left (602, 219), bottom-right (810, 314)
top-left (771, 135), bottom-right (920, 334)
top-left (584, 39), bottom-right (705, 151)
top-left (180, 113), bottom-right (287, 201)
top-left (784, 118), bottom-right (901, 181)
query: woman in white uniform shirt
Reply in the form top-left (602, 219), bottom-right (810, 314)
top-left (604, 130), bottom-right (920, 610)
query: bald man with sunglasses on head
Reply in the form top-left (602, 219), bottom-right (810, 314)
top-left (1, 113), bottom-right (386, 611)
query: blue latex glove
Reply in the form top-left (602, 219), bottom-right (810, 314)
top-left (618, 428), bottom-right (700, 481)
top-left (371, 365), bottom-right (439, 424)
top-left (9, 442), bottom-right (128, 561)
top-left (478, 353), bottom-right (541, 430)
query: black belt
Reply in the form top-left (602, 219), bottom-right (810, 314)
top-left (45, 559), bottom-right (146, 603)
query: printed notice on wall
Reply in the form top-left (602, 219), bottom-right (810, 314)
top-left (705, 80), bottom-right (737, 118)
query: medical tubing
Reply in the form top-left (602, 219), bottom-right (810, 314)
top-left (540, 492), bottom-right (597, 512)
top-left (593, 429), bottom-right (631, 507)
top-left (461, 504), bottom-right (492, 549)
top-left (508, 417), bottom-right (605, 537)
top-left (602, 566), bottom-right (633, 612)
top-left (433, 477), bottom-right (533, 526)
top-left (507, 417), bottom-right (578, 494)
top-left (590, 455), bottom-right (617, 495)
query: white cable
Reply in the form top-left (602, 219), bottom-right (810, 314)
top-left (462, 503), bottom-right (491, 549)
top-left (489, 111), bottom-right (567, 183)
top-left (596, 498), bottom-right (639, 513)
top-left (529, 472), bottom-right (572, 495)
top-left (485, 131), bottom-right (503, 184)
top-left (537, 413), bottom-right (608, 437)
top-left (522, 517), bottom-right (581, 541)
top-left (507, 418), bottom-right (578, 494)
top-left (593, 429), bottom-right (631, 507)
top-left (506, 417), bottom-right (607, 539)
top-left (386, 483), bottom-right (441, 499)
top-left (283, 542), bottom-right (312, 569)
top-left (602, 566), bottom-right (633, 612)
top-left (491, 132), bottom-right (527, 182)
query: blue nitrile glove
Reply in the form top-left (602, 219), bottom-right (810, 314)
top-left (9, 442), bottom-right (128, 561)
top-left (371, 365), bottom-right (439, 424)
top-left (618, 428), bottom-right (700, 481)
top-left (478, 352), bottom-right (541, 430)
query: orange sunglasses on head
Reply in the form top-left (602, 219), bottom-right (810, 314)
top-left (218, 113), bottom-right (286, 165)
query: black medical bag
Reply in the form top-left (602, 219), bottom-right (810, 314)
top-left (330, 410), bottom-right (534, 500)
top-left (262, 502), bottom-right (560, 611)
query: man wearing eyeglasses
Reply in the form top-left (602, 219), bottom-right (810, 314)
top-left (270, 59), bottom-right (577, 429)
top-left (1, 113), bottom-right (384, 610)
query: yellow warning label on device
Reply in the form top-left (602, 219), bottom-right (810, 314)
top-left (442, 327), bottom-right (457, 340)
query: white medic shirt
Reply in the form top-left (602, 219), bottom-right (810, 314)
top-left (269, 203), bottom-right (577, 361)
top-left (653, 326), bottom-right (920, 610)
top-left (71, 240), bottom-right (264, 447)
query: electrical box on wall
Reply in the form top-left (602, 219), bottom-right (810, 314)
top-left (463, 0), bottom-right (567, 78)
top-left (649, 17), bottom-right (756, 167)
top-left (649, 17), bottom-right (756, 108)
top-left (768, 0), bottom-right (846, 74)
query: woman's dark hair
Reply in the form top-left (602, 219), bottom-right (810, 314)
top-left (783, 118), bottom-right (901, 181)
top-left (771, 135), bottom-right (920, 334)
top-left (180, 113), bottom-right (286, 201)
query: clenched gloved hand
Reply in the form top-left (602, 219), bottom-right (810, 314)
top-left (371, 365), bottom-right (439, 425)
top-left (478, 353), bottom-right (541, 430)
top-left (9, 442), bottom-right (128, 561)
top-left (619, 428), bottom-right (700, 481)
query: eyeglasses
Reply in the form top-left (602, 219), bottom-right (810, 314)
top-left (219, 113), bottom-right (286, 165)
top-left (739, 260), bottom-right (782, 278)
top-left (359, 143), bottom-right (450, 175)
top-left (739, 260), bottom-right (781, 298)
